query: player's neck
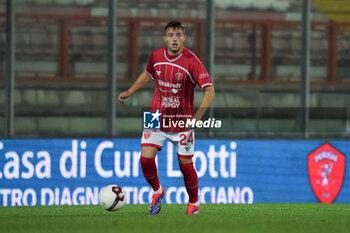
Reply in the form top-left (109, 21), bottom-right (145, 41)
top-left (166, 47), bottom-right (183, 57)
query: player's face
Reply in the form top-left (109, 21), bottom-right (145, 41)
top-left (164, 27), bottom-right (186, 56)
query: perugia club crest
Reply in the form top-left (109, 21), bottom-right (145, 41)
top-left (175, 72), bottom-right (183, 81)
top-left (144, 132), bottom-right (151, 140)
top-left (308, 143), bottom-right (345, 203)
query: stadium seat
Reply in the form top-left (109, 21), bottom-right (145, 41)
top-left (75, 0), bottom-right (94, 5)
top-left (251, 0), bottom-right (272, 10)
top-left (215, 0), bottom-right (291, 11)
top-left (234, 0), bottom-right (252, 9)
top-left (175, 9), bottom-right (197, 18)
top-left (215, 0), bottom-right (234, 9)
top-left (127, 8), bottom-right (139, 17)
top-left (56, 0), bottom-right (71, 5)
top-left (272, 0), bottom-right (290, 11)
top-left (15, 0), bottom-right (31, 4)
top-left (35, 0), bottom-right (54, 4)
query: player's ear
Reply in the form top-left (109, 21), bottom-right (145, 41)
top-left (163, 35), bottom-right (167, 42)
top-left (183, 35), bottom-right (187, 41)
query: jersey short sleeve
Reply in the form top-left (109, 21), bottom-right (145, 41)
top-left (145, 52), bottom-right (156, 80)
top-left (190, 57), bottom-right (213, 89)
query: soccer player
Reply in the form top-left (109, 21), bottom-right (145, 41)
top-left (118, 21), bottom-right (214, 215)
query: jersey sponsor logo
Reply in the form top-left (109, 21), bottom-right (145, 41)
top-left (175, 72), bottom-right (183, 81)
top-left (159, 87), bottom-right (180, 94)
top-left (158, 80), bottom-right (182, 95)
top-left (158, 80), bottom-right (182, 89)
top-left (308, 143), bottom-right (345, 203)
top-left (161, 96), bottom-right (180, 108)
top-left (199, 72), bottom-right (210, 79)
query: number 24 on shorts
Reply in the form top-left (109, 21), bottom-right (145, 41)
top-left (179, 132), bottom-right (193, 145)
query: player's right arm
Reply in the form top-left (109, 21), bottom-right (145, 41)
top-left (118, 72), bottom-right (152, 103)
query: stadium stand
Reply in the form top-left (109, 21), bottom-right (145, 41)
top-left (0, 0), bottom-right (350, 138)
top-left (215, 0), bottom-right (291, 11)
top-left (0, 18), bottom-right (4, 76)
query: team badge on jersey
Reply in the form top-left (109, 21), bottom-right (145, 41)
top-left (143, 110), bottom-right (161, 129)
top-left (175, 72), bottom-right (183, 81)
top-left (308, 143), bottom-right (345, 203)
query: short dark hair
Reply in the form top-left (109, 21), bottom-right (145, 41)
top-left (164, 21), bottom-right (185, 34)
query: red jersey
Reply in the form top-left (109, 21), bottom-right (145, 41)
top-left (145, 47), bottom-right (213, 132)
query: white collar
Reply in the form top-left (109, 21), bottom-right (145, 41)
top-left (164, 50), bottom-right (183, 62)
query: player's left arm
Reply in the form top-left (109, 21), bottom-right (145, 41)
top-left (192, 85), bottom-right (215, 122)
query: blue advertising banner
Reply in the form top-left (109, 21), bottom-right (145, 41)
top-left (0, 139), bottom-right (349, 206)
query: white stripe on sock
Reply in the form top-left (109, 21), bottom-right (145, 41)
top-left (154, 186), bottom-right (162, 194)
top-left (189, 201), bottom-right (200, 206)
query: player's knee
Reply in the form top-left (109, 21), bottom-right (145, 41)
top-left (141, 146), bottom-right (158, 159)
top-left (178, 156), bottom-right (193, 165)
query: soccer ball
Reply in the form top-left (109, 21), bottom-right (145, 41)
top-left (99, 184), bottom-right (126, 211)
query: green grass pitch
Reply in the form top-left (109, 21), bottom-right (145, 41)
top-left (1, 204), bottom-right (350, 233)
